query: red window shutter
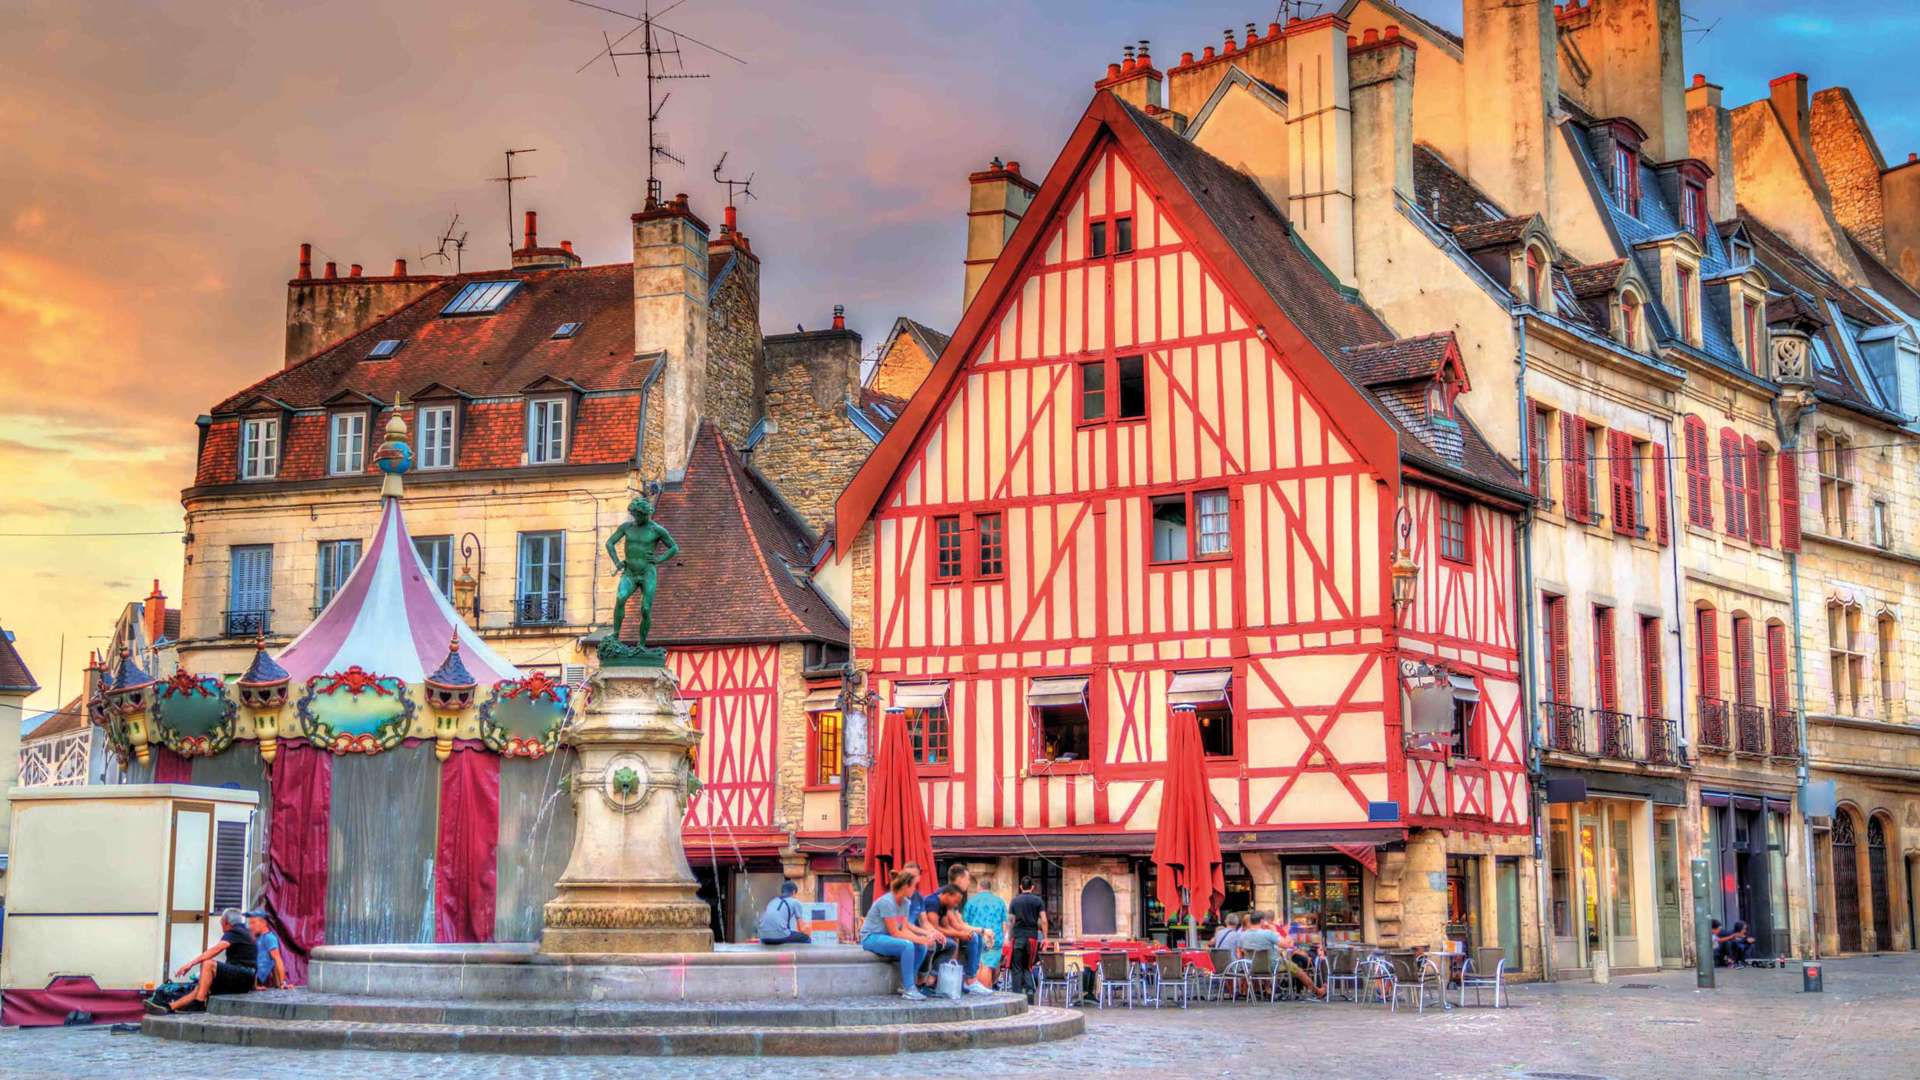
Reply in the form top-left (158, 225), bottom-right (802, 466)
top-left (1719, 429), bottom-right (1743, 537)
top-left (1653, 445), bottom-right (1671, 545)
top-left (1779, 448), bottom-right (1802, 551)
top-left (1685, 417), bottom-right (1712, 528)
top-left (1733, 616), bottom-right (1756, 706)
top-left (1766, 622), bottom-right (1790, 711)
top-left (1698, 608), bottom-right (1721, 698)
top-left (1641, 616), bottom-right (1664, 717)
top-left (1560, 413), bottom-right (1580, 520)
top-left (1545, 596), bottom-right (1571, 704)
top-left (1745, 437), bottom-right (1767, 547)
top-left (1595, 607), bottom-right (1617, 711)
top-left (1609, 430), bottom-right (1634, 535)
top-left (1526, 408), bottom-right (1542, 495)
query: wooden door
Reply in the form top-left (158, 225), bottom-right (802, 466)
top-left (163, 802), bottom-right (216, 975)
top-left (1869, 817), bottom-right (1893, 950)
top-left (1833, 815), bottom-right (1863, 952)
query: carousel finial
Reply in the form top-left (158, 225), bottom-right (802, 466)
top-left (374, 394), bottom-right (414, 501)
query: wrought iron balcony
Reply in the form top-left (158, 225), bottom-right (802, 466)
top-left (1697, 696), bottom-right (1729, 753)
top-left (1769, 706), bottom-right (1800, 760)
top-left (1594, 709), bottom-right (1637, 762)
top-left (1540, 700), bottom-right (1585, 755)
top-left (1734, 702), bottom-right (1767, 756)
top-left (515, 594), bottom-right (565, 626)
top-left (224, 609), bottom-right (271, 637)
top-left (1644, 717), bottom-right (1684, 767)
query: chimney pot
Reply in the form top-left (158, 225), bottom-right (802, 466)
top-left (298, 242), bottom-right (312, 278)
top-left (1223, 29), bottom-right (1237, 53)
top-left (1363, 27), bottom-right (1379, 43)
top-left (723, 205), bottom-right (738, 233)
top-left (561, 240), bottom-right (573, 253)
top-left (1006, 160), bottom-right (1021, 174)
top-left (1180, 50), bottom-right (1194, 66)
top-left (1692, 73), bottom-right (1706, 88)
top-left (392, 258), bottom-right (407, 276)
top-left (523, 209), bottom-right (538, 251)
top-left (1910, 152), bottom-right (1918, 163)
top-left (1202, 45), bottom-right (1215, 60)
top-left (1267, 22), bottom-right (1281, 39)
top-left (324, 261), bottom-right (338, 279)
top-left (832, 304), bottom-right (846, 330)
top-left (1107, 61), bottom-right (1122, 80)
top-left (1384, 24), bottom-right (1400, 39)
top-left (1347, 33), bottom-right (1358, 47)
top-left (348, 263), bottom-right (363, 278)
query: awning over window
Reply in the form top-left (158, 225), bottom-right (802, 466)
top-left (801, 687), bottom-right (841, 712)
top-left (1449, 673), bottom-right (1481, 702)
top-left (892, 681), bottom-right (950, 710)
top-left (1167, 669), bottom-right (1232, 706)
top-left (1027, 676), bottom-right (1089, 708)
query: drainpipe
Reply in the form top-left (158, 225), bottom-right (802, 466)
top-left (1775, 395), bottom-right (1818, 961)
top-left (1657, 411), bottom-right (1694, 969)
top-left (1512, 309), bottom-right (1554, 982)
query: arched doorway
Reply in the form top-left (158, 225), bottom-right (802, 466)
top-left (1833, 812), bottom-right (1863, 952)
top-left (1080, 876), bottom-right (1117, 936)
top-left (1868, 816), bottom-right (1894, 950)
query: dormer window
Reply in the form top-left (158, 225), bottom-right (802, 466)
top-left (1728, 238), bottom-right (1752, 268)
top-left (328, 412), bottom-right (366, 475)
top-left (240, 417), bottom-right (279, 480)
top-left (1681, 183), bottom-right (1707, 238)
top-left (1614, 145), bottom-right (1641, 216)
top-left (1620, 290), bottom-right (1642, 350)
top-left (1675, 263), bottom-right (1697, 343)
top-left (1526, 246), bottom-right (1545, 306)
top-left (1742, 296), bottom-right (1763, 372)
top-left (1428, 379), bottom-right (1456, 421)
top-left (527, 397), bottom-right (568, 464)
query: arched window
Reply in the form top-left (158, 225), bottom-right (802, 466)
top-left (1620, 291), bottom-right (1642, 350)
top-left (1079, 876), bottom-right (1117, 936)
top-left (1833, 811), bottom-right (1863, 952)
top-left (1526, 246), bottom-right (1546, 306)
top-left (1868, 816), bottom-right (1894, 949)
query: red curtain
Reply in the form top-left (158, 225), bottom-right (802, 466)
top-left (152, 747), bottom-right (192, 784)
top-left (264, 743), bottom-right (332, 986)
top-left (434, 745), bottom-right (500, 943)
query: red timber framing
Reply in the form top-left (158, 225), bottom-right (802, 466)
top-left (669, 645), bottom-right (784, 856)
top-left (832, 94), bottom-right (1524, 852)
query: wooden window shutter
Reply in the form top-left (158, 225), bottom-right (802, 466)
top-left (1685, 417), bottom-right (1712, 528)
top-left (1641, 616), bottom-right (1664, 717)
top-left (1779, 448), bottom-right (1802, 551)
top-left (1733, 616), bottom-right (1756, 706)
top-left (1526, 408), bottom-right (1541, 494)
top-left (1609, 430), bottom-right (1634, 535)
top-left (1698, 608), bottom-right (1721, 698)
top-left (1547, 596), bottom-right (1571, 704)
top-left (1595, 607), bottom-right (1617, 711)
top-left (1766, 622), bottom-right (1791, 711)
top-left (1560, 413), bottom-right (1580, 520)
top-left (1653, 445), bottom-right (1671, 545)
top-left (1720, 429), bottom-right (1744, 537)
top-left (1745, 437), bottom-right (1768, 547)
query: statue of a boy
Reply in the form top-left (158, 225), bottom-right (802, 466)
top-left (605, 495), bottom-right (680, 650)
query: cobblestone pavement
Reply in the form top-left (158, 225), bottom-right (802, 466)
top-left (5, 953), bottom-right (1917, 1080)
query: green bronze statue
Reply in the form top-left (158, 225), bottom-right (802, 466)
top-left (601, 495), bottom-right (680, 664)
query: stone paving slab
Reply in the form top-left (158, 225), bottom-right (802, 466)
top-left (209, 989), bottom-right (1029, 1028)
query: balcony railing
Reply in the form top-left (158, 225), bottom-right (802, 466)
top-left (225, 609), bottom-right (271, 637)
top-left (516, 594), bottom-right (565, 626)
top-left (1540, 701), bottom-right (1585, 755)
top-left (1594, 709), bottom-right (1637, 762)
top-left (1769, 707), bottom-right (1799, 760)
top-left (1734, 702), bottom-right (1767, 756)
top-left (1697, 696), bottom-right (1729, 752)
top-left (1644, 717), bottom-right (1685, 767)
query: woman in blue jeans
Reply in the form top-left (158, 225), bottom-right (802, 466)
top-left (862, 870), bottom-right (939, 1000)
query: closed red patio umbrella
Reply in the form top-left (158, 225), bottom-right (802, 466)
top-left (1152, 706), bottom-right (1225, 945)
top-left (864, 708), bottom-right (937, 901)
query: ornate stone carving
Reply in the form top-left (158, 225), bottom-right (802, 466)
top-left (541, 901), bottom-right (713, 930)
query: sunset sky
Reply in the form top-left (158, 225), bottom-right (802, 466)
top-left (3, 0), bottom-right (1914, 712)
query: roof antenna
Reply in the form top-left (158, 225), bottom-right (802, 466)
top-left (571, 0), bottom-right (746, 210)
top-left (711, 151), bottom-right (756, 208)
top-left (1275, 1), bottom-right (1324, 27)
top-left (423, 211), bottom-right (470, 274)
top-left (488, 149), bottom-right (537, 258)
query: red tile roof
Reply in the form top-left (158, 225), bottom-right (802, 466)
top-left (1451, 216), bottom-right (1533, 251)
top-left (1340, 333), bottom-right (1456, 386)
top-left (0, 627), bottom-right (38, 693)
top-left (24, 696), bottom-right (85, 739)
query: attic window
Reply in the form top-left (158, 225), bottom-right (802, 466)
top-left (366, 338), bottom-right (402, 360)
top-left (441, 280), bottom-right (521, 316)
top-left (1613, 145), bottom-right (1641, 217)
top-left (1728, 238), bottom-right (1752, 268)
top-left (551, 321), bottom-right (581, 339)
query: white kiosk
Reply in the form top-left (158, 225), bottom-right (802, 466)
top-left (1, 784), bottom-right (259, 1025)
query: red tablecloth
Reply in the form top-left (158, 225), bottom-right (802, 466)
top-left (1016, 941), bottom-right (1215, 973)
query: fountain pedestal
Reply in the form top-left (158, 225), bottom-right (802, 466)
top-left (540, 663), bottom-right (713, 954)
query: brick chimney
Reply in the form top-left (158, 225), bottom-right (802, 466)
top-left (1165, 22), bottom-right (1288, 123)
top-left (1285, 15), bottom-right (1355, 286)
top-left (1095, 41), bottom-right (1164, 113)
top-left (703, 202), bottom-right (765, 448)
top-left (963, 159), bottom-right (1038, 310)
top-left (1554, 0), bottom-right (1687, 162)
top-left (1769, 73), bottom-right (1813, 168)
top-left (1351, 27), bottom-right (1419, 211)
top-left (512, 209), bottom-right (583, 270)
top-left (284, 241), bottom-right (441, 367)
top-left (143, 580), bottom-right (168, 647)
top-left (1464, 0), bottom-right (1560, 221)
top-left (1685, 74), bottom-right (1736, 223)
top-left (634, 193), bottom-right (711, 475)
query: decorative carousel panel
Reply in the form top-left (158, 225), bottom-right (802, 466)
top-left (296, 666), bottom-right (418, 754)
top-left (151, 672), bottom-right (239, 758)
top-left (479, 672), bottom-right (572, 759)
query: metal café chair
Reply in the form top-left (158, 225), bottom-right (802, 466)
top-left (1324, 948), bottom-right (1361, 1003)
top-left (1095, 951), bottom-right (1138, 1008)
top-left (1459, 946), bottom-right (1507, 1008)
top-left (1244, 949), bottom-right (1281, 1002)
top-left (1152, 952), bottom-right (1193, 1009)
top-left (1033, 951), bottom-right (1079, 1008)
top-left (1204, 948), bottom-right (1236, 1001)
top-left (1386, 953), bottom-right (1445, 1014)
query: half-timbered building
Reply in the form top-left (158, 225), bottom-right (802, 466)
top-left (828, 85), bottom-right (1532, 959)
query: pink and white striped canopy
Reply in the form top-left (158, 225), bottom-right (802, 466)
top-left (278, 497), bottom-right (519, 686)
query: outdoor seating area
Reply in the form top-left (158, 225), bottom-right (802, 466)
top-left (1005, 938), bottom-right (1511, 1015)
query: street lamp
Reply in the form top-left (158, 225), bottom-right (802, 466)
top-left (1390, 507), bottom-right (1419, 620)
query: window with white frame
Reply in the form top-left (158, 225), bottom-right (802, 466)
top-left (315, 538), bottom-right (361, 611)
top-left (1028, 676), bottom-right (1091, 763)
top-left (418, 405), bottom-right (456, 469)
top-left (1829, 600), bottom-right (1864, 716)
top-left (528, 398), bottom-right (567, 464)
top-left (1816, 431), bottom-right (1855, 537)
top-left (1169, 668), bottom-right (1235, 757)
top-left (516, 531), bottom-right (565, 624)
top-left (413, 534), bottom-right (454, 596)
top-left (240, 417), bottom-right (279, 480)
top-left (227, 545), bottom-right (272, 635)
top-left (328, 412), bottom-right (366, 475)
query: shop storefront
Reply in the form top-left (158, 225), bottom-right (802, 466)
top-left (1280, 856), bottom-right (1365, 945)
top-left (1546, 772), bottom-right (1685, 974)
top-left (1700, 791), bottom-right (1793, 960)
top-left (1137, 855), bottom-right (1253, 943)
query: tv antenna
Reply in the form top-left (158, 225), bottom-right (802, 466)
top-left (489, 148), bottom-right (537, 257)
top-left (570, 0), bottom-right (746, 208)
top-left (712, 151), bottom-right (755, 209)
top-left (423, 212), bottom-right (470, 274)
top-left (1275, 1), bottom-right (1324, 26)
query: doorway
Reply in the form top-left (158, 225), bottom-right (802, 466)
top-left (1833, 814), bottom-right (1863, 952)
top-left (1868, 816), bottom-right (1893, 950)
top-left (1446, 855), bottom-right (1482, 952)
top-left (1655, 815), bottom-right (1684, 964)
top-left (1496, 857), bottom-right (1523, 966)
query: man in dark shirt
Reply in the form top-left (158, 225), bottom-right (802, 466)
top-left (1009, 877), bottom-right (1049, 997)
top-left (162, 908), bottom-right (257, 1012)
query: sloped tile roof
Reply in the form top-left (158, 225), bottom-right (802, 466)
top-left (1563, 259), bottom-right (1628, 299)
top-left (0, 628), bottom-right (37, 693)
top-left (1740, 211), bottom-right (1903, 419)
top-left (901, 318), bottom-right (951, 360)
top-left (641, 423), bottom-right (848, 646)
top-left (1413, 146), bottom-right (1503, 230)
top-left (1452, 216), bottom-right (1532, 251)
top-left (1341, 333), bottom-right (1455, 386)
top-left (23, 696), bottom-right (84, 740)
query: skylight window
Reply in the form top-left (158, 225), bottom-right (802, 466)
top-left (551, 321), bottom-right (581, 339)
top-left (441, 280), bottom-right (521, 316)
top-left (366, 338), bottom-right (403, 359)
top-left (871, 401), bottom-right (896, 421)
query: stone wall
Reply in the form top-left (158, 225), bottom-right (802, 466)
top-left (1809, 88), bottom-right (1888, 259)
top-left (703, 249), bottom-right (763, 448)
top-left (283, 276), bottom-right (442, 368)
top-left (754, 328), bottom-right (871, 535)
top-left (868, 329), bottom-right (934, 401)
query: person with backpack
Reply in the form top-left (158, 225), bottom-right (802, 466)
top-left (156, 909), bottom-right (256, 1013)
top-left (757, 879), bottom-right (811, 945)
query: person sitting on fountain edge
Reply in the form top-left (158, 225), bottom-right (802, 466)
top-left (933, 871), bottom-right (995, 996)
top-left (757, 879), bottom-right (812, 946)
top-left (863, 870), bottom-right (939, 1000)
top-left (157, 909), bottom-right (257, 1013)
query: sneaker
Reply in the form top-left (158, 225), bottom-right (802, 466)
top-left (964, 982), bottom-right (994, 996)
top-left (900, 988), bottom-right (928, 1001)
